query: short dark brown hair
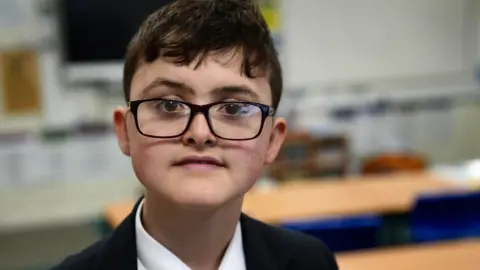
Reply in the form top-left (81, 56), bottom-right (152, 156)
top-left (123, 0), bottom-right (282, 109)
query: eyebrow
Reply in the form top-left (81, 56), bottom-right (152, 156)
top-left (138, 77), bottom-right (260, 102)
top-left (139, 77), bottom-right (194, 99)
top-left (210, 85), bottom-right (260, 102)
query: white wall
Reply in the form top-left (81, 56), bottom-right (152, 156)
top-left (0, 0), bottom-right (41, 48)
top-left (278, 0), bottom-right (480, 164)
top-left (11, 0), bottom-right (478, 127)
top-left (3, 0), bottom-right (480, 163)
top-left (282, 0), bottom-right (471, 88)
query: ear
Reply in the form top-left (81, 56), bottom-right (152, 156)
top-left (264, 117), bottom-right (287, 164)
top-left (113, 106), bottom-right (131, 156)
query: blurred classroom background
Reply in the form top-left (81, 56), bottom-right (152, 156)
top-left (1, 0), bottom-right (480, 269)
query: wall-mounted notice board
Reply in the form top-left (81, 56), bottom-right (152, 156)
top-left (0, 50), bottom-right (42, 115)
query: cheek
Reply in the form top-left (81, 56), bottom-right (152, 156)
top-left (128, 132), bottom-right (174, 186)
top-left (226, 139), bottom-right (269, 184)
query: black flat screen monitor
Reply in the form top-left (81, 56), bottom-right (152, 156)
top-left (59, 0), bottom-right (173, 82)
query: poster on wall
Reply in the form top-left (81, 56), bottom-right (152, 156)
top-left (258, 0), bottom-right (282, 52)
top-left (0, 50), bottom-right (42, 115)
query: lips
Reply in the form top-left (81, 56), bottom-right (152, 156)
top-left (173, 156), bottom-right (225, 167)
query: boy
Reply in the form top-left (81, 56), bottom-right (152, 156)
top-left (53, 0), bottom-right (338, 269)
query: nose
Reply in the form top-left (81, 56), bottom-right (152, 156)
top-left (182, 113), bottom-right (216, 147)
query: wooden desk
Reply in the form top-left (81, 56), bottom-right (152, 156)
top-left (242, 172), bottom-right (460, 223)
top-left (104, 172), bottom-right (461, 228)
top-left (104, 200), bottom-right (136, 228)
top-left (336, 238), bottom-right (480, 270)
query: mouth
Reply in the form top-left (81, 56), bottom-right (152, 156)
top-left (173, 156), bottom-right (226, 170)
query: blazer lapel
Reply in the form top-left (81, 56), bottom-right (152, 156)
top-left (241, 214), bottom-right (291, 270)
top-left (93, 201), bottom-right (292, 270)
top-left (95, 198), bottom-right (143, 270)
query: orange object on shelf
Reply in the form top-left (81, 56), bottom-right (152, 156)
top-left (361, 152), bottom-right (428, 175)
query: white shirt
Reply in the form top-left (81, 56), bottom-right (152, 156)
top-left (135, 200), bottom-right (246, 270)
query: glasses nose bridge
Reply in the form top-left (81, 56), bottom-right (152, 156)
top-left (185, 103), bottom-right (214, 132)
top-left (189, 103), bottom-right (212, 121)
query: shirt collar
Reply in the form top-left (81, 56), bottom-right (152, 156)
top-left (135, 199), bottom-right (246, 270)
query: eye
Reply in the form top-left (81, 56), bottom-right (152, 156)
top-left (224, 103), bottom-right (242, 115)
top-left (218, 103), bottom-right (256, 116)
top-left (155, 100), bottom-right (186, 112)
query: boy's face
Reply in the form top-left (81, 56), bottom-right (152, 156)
top-left (113, 51), bottom-right (286, 209)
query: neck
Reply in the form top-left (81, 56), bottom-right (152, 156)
top-left (142, 192), bottom-right (243, 270)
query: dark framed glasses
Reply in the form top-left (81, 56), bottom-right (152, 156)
top-left (128, 98), bottom-right (275, 141)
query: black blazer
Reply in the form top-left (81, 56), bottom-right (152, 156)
top-left (51, 199), bottom-right (338, 270)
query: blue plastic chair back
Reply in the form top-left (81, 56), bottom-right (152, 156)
top-left (281, 214), bottom-right (382, 252)
top-left (410, 191), bottom-right (480, 243)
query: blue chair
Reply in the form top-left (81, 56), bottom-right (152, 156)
top-left (281, 214), bottom-right (382, 252)
top-left (410, 191), bottom-right (480, 243)
top-left (93, 218), bottom-right (113, 237)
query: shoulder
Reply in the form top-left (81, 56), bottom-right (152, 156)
top-left (276, 226), bottom-right (338, 269)
top-left (245, 215), bottom-right (339, 269)
top-left (50, 238), bottom-right (107, 270)
top-left (51, 198), bottom-right (140, 270)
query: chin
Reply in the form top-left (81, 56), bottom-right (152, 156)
top-left (175, 196), bottom-right (229, 210)
top-left (169, 188), bottom-right (235, 210)
top-left (156, 174), bottom-right (239, 210)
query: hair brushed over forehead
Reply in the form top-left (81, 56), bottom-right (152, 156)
top-left (123, 0), bottom-right (283, 109)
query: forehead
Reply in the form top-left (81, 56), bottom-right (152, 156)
top-left (130, 51), bottom-right (272, 104)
